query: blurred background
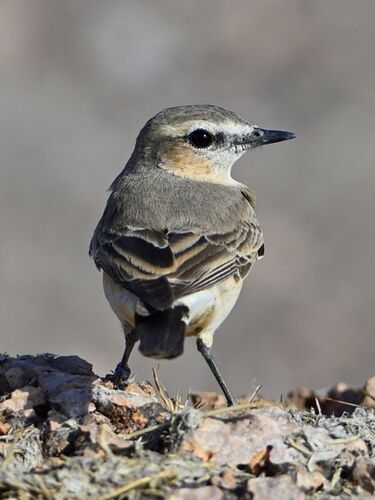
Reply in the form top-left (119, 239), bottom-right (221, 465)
top-left (1, 0), bottom-right (374, 399)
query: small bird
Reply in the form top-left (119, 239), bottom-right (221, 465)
top-left (90, 105), bottom-right (295, 405)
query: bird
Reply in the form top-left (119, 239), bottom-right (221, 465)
top-left (89, 105), bottom-right (295, 406)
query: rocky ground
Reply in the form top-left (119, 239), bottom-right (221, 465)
top-left (0, 354), bottom-right (375, 499)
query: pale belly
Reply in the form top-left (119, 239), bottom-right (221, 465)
top-left (102, 273), bottom-right (243, 338)
top-left (175, 276), bottom-right (243, 337)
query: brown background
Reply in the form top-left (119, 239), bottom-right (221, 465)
top-left (1, 0), bottom-right (374, 399)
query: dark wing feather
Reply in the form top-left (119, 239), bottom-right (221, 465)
top-left (90, 221), bottom-right (263, 311)
top-left (90, 227), bottom-right (174, 310)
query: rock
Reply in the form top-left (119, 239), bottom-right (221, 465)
top-left (324, 383), bottom-right (363, 416)
top-left (210, 468), bottom-right (237, 490)
top-left (51, 355), bottom-right (93, 375)
top-left (363, 376), bottom-right (375, 409)
top-left (1, 386), bottom-right (46, 412)
top-left (287, 387), bottom-right (317, 411)
top-left (92, 383), bottom-right (168, 434)
top-left (287, 378), bottom-right (375, 417)
top-left (50, 387), bottom-right (94, 418)
top-left (248, 445), bottom-right (275, 475)
top-left (351, 457), bottom-right (375, 494)
top-left (1, 353), bottom-right (375, 499)
top-left (3, 367), bottom-right (30, 391)
top-left (44, 421), bottom-right (80, 456)
top-left (169, 486), bottom-right (223, 499)
top-left (296, 467), bottom-right (325, 493)
top-left (126, 381), bottom-right (158, 398)
top-left (0, 353), bottom-right (8, 364)
top-left (190, 392), bottom-right (227, 410)
top-left (182, 407), bottom-right (299, 467)
top-left (92, 381), bottom-right (161, 410)
top-left (0, 423), bottom-right (11, 435)
top-left (97, 385), bottom-right (158, 410)
top-left (247, 477), bottom-right (305, 499)
top-left (37, 371), bottom-right (94, 395)
top-left (81, 422), bottom-right (132, 452)
top-left (346, 437), bottom-right (368, 454)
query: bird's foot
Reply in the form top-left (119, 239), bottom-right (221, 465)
top-left (105, 363), bottom-right (133, 389)
top-left (226, 394), bottom-right (238, 407)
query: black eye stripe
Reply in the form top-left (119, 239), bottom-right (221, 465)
top-left (187, 129), bottom-right (214, 148)
top-left (215, 132), bottom-right (225, 143)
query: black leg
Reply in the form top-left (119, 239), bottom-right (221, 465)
top-left (196, 337), bottom-right (237, 406)
top-left (113, 329), bottom-right (138, 388)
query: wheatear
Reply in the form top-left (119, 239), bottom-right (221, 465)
top-left (90, 105), bottom-right (295, 405)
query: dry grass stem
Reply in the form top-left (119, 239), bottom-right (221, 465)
top-left (96, 469), bottom-right (174, 500)
top-left (248, 384), bottom-right (262, 403)
top-left (203, 399), bottom-right (274, 418)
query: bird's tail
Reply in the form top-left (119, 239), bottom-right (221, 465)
top-left (136, 306), bottom-right (188, 359)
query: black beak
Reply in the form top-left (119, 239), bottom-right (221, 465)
top-left (247, 128), bottom-right (296, 146)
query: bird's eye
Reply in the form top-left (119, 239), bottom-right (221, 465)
top-left (188, 129), bottom-right (214, 148)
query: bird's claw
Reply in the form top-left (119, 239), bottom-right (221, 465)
top-left (105, 363), bottom-right (133, 389)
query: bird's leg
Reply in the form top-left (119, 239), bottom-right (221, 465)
top-left (113, 329), bottom-right (138, 388)
top-left (196, 336), bottom-right (237, 406)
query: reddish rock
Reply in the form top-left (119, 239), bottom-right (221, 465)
top-left (190, 392), bottom-right (227, 410)
top-left (92, 382), bottom-right (160, 409)
top-left (247, 477), bottom-right (305, 500)
top-left (0, 422), bottom-right (11, 435)
top-left (346, 437), bottom-right (369, 454)
top-left (210, 468), bottom-right (237, 490)
top-left (183, 407), bottom-right (299, 467)
top-left (80, 422), bottom-right (132, 452)
top-left (296, 467), bottom-right (325, 493)
top-left (169, 486), bottom-right (223, 499)
top-left (352, 457), bottom-right (375, 494)
top-left (1, 386), bottom-right (46, 412)
top-left (250, 445), bottom-right (275, 475)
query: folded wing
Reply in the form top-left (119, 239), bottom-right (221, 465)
top-left (90, 221), bottom-right (263, 312)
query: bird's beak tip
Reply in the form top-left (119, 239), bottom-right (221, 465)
top-left (257, 128), bottom-right (296, 145)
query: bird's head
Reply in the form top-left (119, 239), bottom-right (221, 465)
top-left (133, 105), bottom-right (296, 184)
